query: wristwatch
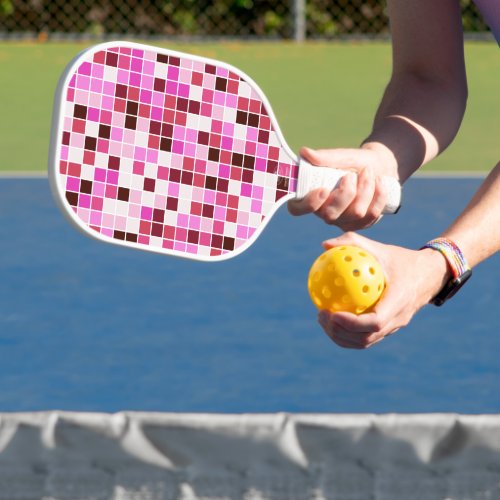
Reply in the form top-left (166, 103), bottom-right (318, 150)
top-left (421, 238), bottom-right (472, 306)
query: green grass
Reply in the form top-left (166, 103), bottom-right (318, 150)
top-left (0, 41), bottom-right (497, 173)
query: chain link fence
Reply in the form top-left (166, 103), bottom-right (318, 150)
top-left (0, 0), bottom-right (491, 40)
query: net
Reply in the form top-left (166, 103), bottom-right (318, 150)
top-left (1, 411), bottom-right (500, 499)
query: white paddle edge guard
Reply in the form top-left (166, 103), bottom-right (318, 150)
top-left (296, 159), bottom-right (402, 214)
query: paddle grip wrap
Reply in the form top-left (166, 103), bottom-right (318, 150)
top-left (296, 159), bottom-right (402, 214)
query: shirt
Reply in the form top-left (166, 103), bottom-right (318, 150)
top-left (473, 0), bottom-right (500, 44)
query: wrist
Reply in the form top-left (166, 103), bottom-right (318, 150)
top-left (360, 141), bottom-right (399, 179)
top-left (418, 248), bottom-right (452, 302)
top-left (420, 238), bottom-right (472, 306)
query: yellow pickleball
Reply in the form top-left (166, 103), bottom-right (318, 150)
top-left (308, 245), bottom-right (385, 314)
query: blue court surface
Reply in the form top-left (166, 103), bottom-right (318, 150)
top-left (0, 176), bottom-right (498, 413)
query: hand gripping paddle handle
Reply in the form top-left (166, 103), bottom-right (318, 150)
top-left (296, 159), bottom-right (402, 214)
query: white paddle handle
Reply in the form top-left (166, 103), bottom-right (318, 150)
top-left (296, 159), bottom-right (401, 214)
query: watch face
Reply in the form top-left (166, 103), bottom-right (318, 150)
top-left (432, 269), bottom-right (472, 306)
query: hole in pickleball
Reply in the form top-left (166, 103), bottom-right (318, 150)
top-left (334, 277), bottom-right (344, 286)
top-left (313, 294), bottom-right (322, 308)
top-left (352, 269), bottom-right (360, 277)
top-left (369, 267), bottom-right (376, 275)
top-left (344, 256), bottom-right (352, 262)
top-left (313, 271), bottom-right (321, 282)
top-left (359, 251), bottom-right (367, 257)
top-left (322, 286), bottom-right (332, 299)
top-left (362, 285), bottom-right (369, 293)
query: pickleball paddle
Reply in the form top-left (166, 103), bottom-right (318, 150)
top-left (49, 41), bottom-right (401, 262)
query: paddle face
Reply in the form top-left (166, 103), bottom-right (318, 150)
top-left (49, 42), bottom-right (299, 261)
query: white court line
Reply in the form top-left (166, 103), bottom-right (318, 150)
top-left (415, 170), bottom-right (487, 178)
top-left (0, 171), bottom-right (48, 178)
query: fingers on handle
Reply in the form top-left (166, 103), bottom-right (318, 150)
top-left (300, 147), bottom-right (369, 170)
top-left (287, 188), bottom-right (329, 216)
top-left (315, 172), bottom-right (357, 224)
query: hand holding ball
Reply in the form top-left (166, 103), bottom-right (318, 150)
top-left (308, 245), bottom-right (385, 314)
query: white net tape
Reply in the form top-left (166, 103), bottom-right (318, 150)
top-left (1, 412), bottom-right (500, 499)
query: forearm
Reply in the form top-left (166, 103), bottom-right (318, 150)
top-left (361, 0), bottom-right (467, 183)
top-left (363, 73), bottom-right (467, 182)
top-left (413, 163), bottom-right (500, 307)
top-left (441, 162), bottom-right (500, 267)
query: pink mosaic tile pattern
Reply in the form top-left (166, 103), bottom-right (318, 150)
top-left (55, 43), bottom-right (299, 259)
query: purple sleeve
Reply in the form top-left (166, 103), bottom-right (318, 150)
top-left (473, 0), bottom-right (500, 44)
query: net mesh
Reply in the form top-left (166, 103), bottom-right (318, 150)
top-left (1, 412), bottom-right (500, 500)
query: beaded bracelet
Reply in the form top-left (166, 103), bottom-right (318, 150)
top-left (420, 237), bottom-right (472, 306)
top-left (421, 238), bottom-right (470, 278)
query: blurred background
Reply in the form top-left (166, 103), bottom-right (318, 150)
top-left (0, 1), bottom-right (497, 177)
top-left (0, 0), bottom-right (492, 40)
